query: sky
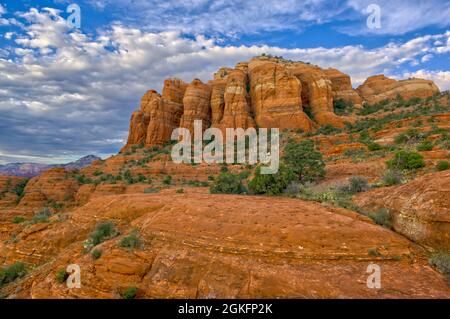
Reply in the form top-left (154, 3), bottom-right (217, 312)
top-left (0, 0), bottom-right (449, 164)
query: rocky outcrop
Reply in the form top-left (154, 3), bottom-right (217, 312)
top-left (217, 68), bottom-right (255, 131)
top-left (1, 192), bottom-right (448, 298)
top-left (324, 68), bottom-right (363, 107)
top-left (289, 63), bottom-right (347, 128)
top-left (17, 168), bottom-right (79, 209)
top-left (122, 57), bottom-right (440, 150)
top-left (248, 60), bottom-right (314, 131)
top-left (357, 75), bottom-right (439, 105)
top-left (354, 170), bottom-right (450, 250)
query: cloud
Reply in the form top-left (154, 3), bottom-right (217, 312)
top-left (85, 0), bottom-right (349, 36)
top-left (0, 8), bottom-right (449, 163)
top-left (83, 0), bottom-right (450, 37)
top-left (345, 0), bottom-right (450, 35)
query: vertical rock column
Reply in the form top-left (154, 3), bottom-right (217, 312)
top-left (248, 59), bottom-right (315, 131)
top-left (180, 79), bottom-right (212, 134)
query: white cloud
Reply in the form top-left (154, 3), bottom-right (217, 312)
top-left (84, 0), bottom-right (450, 37)
top-left (0, 8), bottom-right (449, 163)
top-left (86, 0), bottom-right (348, 36)
top-left (345, 0), bottom-right (450, 35)
top-left (0, 4), bottom-right (5, 15)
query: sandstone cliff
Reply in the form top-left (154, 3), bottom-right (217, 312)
top-left (357, 75), bottom-right (439, 105)
top-left (122, 57), bottom-right (440, 150)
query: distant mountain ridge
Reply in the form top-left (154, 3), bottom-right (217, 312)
top-left (0, 155), bottom-right (102, 177)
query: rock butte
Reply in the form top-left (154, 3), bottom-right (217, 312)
top-left (122, 56), bottom-right (439, 151)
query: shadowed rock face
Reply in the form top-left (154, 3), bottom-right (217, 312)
top-left (324, 68), bottom-right (363, 107)
top-left (1, 192), bottom-right (448, 298)
top-left (357, 75), bottom-right (440, 105)
top-left (121, 56), bottom-right (439, 150)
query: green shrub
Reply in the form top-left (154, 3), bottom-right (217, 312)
top-left (143, 188), bottom-right (159, 194)
top-left (367, 142), bottom-right (382, 151)
top-left (55, 268), bottom-right (69, 284)
top-left (162, 175), bottom-right (172, 185)
top-left (283, 139), bottom-right (325, 184)
top-left (13, 179), bottom-right (28, 198)
top-left (386, 150), bottom-right (425, 170)
top-left (358, 130), bottom-right (372, 144)
top-left (91, 249), bottom-right (102, 260)
top-left (343, 148), bottom-right (366, 161)
top-left (12, 216), bottom-right (26, 224)
top-left (394, 129), bottom-right (424, 144)
top-left (359, 99), bottom-right (389, 115)
top-left (93, 170), bottom-right (103, 176)
top-left (416, 140), bottom-right (433, 151)
top-left (315, 124), bottom-right (342, 136)
top-left (122, 287), bottom-right (138, 299)
top-left (123, 170), bottom-right (134, 185)
top-left (0, 262), bottom-right (26, 287)
top-left (176, 188), bottom-right (184, 194)
top-left (437, 160), bottom-right (450, 171)
top-left (368, 248), bottom-right (382, 257)
top-left (31, 207), bottom-right (52, 224)
top-left (248, 164), bottom-right (295, 195)
top-left (368, 208), bottom-right (392, 229)
top-left (333, 99), bottom-right (353, 115)
top-left (342, 176), bottom-right (370, 194)
top-left (429, 251), bottom-right (450, 275)
top-left (381, 170), bottom-right (403, 186)
top-left (210, 172), bottom-right (247, 194)
top-left (88, 221), bottom-right (118, 247)
top-left (119, 230), bottom-right (141, 250)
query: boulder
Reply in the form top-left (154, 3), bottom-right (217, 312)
top-left (357, 75), bottom-right (439, 105)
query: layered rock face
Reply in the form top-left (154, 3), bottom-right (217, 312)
top-left (18, 168), bottom-right (79, 209)
top-left (2, 192), bottom-right (449, 298)
top-left (248, 59), bottom-right (314, 131)
top-left (179, 79), bottom-right (211, 133)
top-left (354, 170), bottom-right (450, 250)
top-left (324, 68), bottom-right (363, 107)
top-left (122, 57), bottom-right (440, 150)
top-left (357, 75), bottom-right (440, 105)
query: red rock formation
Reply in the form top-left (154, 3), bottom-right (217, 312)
top-left (122, 57), bottom-right (440, 150)
top-left (324, 68), bottom-right (363, 107)
top-left (17, 168), bottom-right (79, 208)
top-left (248, 59), bottom-right (314, 131)
top-left (290, 63), bottom-right (346, 128)
top-left (1, 193), bottom-right (448, 298)
top-left (357, 75), bottom-right (439, 105)
top-left (354, 170), bottom-right (450, 250)
top-left (179, 79), bottom-right (211, 133)
top-left (217, 68), bottom-right (255, 131)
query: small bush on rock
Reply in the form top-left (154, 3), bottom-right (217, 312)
top-left (210, 172), bottom-right (247, 194)
top-left (386, 150), bottom-right (425, 171)
top-left (0, 262), bottom-right (26, 287)
top-left (437, 160), bottom-right (450, 171)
